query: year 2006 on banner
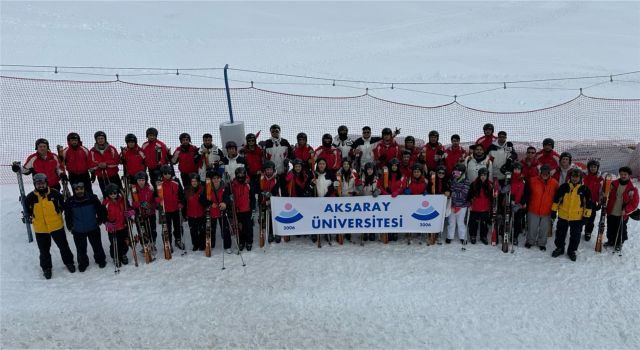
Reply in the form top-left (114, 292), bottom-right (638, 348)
top-left (270, 195), bottom-right (447, 236)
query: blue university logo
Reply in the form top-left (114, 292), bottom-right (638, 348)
top-left (274, 202), bottom-right (304, 224)
top-left (411, 200), bottom-right (440, 221)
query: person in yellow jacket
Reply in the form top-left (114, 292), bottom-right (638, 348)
top-left (25, 173), bottom-right (75, 279)
top-left (550, 168), bottom-right (592, 261)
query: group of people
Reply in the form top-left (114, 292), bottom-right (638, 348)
top-left (13, 123), bottom-right (639, 279)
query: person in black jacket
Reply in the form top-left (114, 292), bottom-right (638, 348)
top-left (64, 182), bottom-right (107, 271)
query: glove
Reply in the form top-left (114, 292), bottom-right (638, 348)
top-left (140, 201), bottom-right (149, 209)
top-left (422, 191), bottom-right (428, 196)
top-left (501, 184), bottom-right (511, 194)
top-left (105, 222), bottom-right (117, 232)
top-left (60, 173), bottom-right (68, 181)
top-left (404, 188), bottom-right (411, 195)
top-left (11, 162), bottom-right (21, 173)
top-left (512, 204), bottom-right (522, 213)
top-left (550, 211), bottom-right (557, 220)
top-left (372, 189), bottom-right (380, 198)
top-left (125, 209), bottom-right (135, 219)
top-left (391, 191), bottom-right (399, 198)
top-left (283, 159), bottom-right (290, 170)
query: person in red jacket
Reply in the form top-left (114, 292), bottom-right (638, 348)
top-left (200, 171), bottom-right (231, 253)
top-left (401, 136), bottom-right (420, 165)
top-left (314, 133), bottom-right (342, 177)
top-left (404, 163), bottom-right (428, 195)
top-left (225, 167), bottom-right (256, 251)
top-left (15, 138), bottom-right (64, 190)
top-left (605, 167), bottom-right (639, 250)
top-left (466, 167), bottom-right (493, 245)
top-left (121, 134), bottom-right (146, 184)
top-left (240, 133), bottom-right (264, 193)
top-left (398, 150), bottom-right (414, 178)
top-left (102, 183), bottom-right (133, 267)
top-left (582, 160), bottom-right (603, 242)
top-left (156, 165), bottom-right (186, 250)
top-left (421, 130), bottom-right (446, 173)
top-left (521, 146), bottom-right (539, 179)
top-left (427, 165), bottom-right (451, 196)
top-left (59, 132), bottom-right (93, 194)
top-left (444, 134), bottom-right (468, 175)
top-left (259, 160), bottom-right (281, 243)
top-left (293, 132), bottom-right (315, 172)
top-left (131, 171), bottom-right (157, 247)
top-left (286, 159), bottom-right (314, 198)
top-left (141, 127), bottom-right (170, 189)
top-left (509, 162), bottom-right (529, 246)
top-left (535, 138), bottom-right (560, 174)
top-left (89, 131), bottom-right (122, 196)
top-left (171, 133), bottom-right (200, 189)
top-left (373, 128), bottom-right (401, 170)
top-left (475, 123), bottom-right (497, 155)
top-left (184, 173), bottom-right (206, 251)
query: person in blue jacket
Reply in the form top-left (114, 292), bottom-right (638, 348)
top-left (64, 182), bottom-right (107, 271)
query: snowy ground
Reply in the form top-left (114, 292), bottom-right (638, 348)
top-left (1, 183), bottom-right (639, 349)
top-left (2, 2), bottom-right (640, 349)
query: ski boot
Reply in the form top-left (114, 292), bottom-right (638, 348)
top-left (66, 264), bottom-right (76, 273)
top-left (43, 268), bottom-right (52, 279)
top-left (551, 247), bottom-right (564, 258)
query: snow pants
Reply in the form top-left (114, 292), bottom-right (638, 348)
top-left (72, 228), bottom-right (106, 268)
top-left (554, 218), bottom-right (583, 253)
top-left (188, 216), bottom-right (206, 250)
top-left (35, 229), bottom-right (75, 271)
top-left (527, 213), bottom-right (550, 247)
top-left (468, 211), bottom-right (489, 239)
top-left (447, 207), bottom-right (468, 240)
top-left (606, 215), bottom-right (628, 247)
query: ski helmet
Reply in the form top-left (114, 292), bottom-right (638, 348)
top-left (338, 125), bottom-right (348, 133)
top-left (160, 165), bottom-right (173, 175)
top-left (135, 171), bottom-right (148, 181)
top-left (587, 159), bottom-right (600, 169)
top-left (454, 163), bottom-right (466, 173)
top-left (388, 158), bottom-right (400, 166)
top-left (94, 131), bottom-right (107, 141)
top-left (381, 128), bottom-right (393, 135)
top-left (246, 133), bottom-right (256, 141)
top-left (483, 123), bottom-right (494, 131)
top-left (104, 183), bottom-right (120, 196)
top-left (560, 152), bottom-right (572, 161)
top-left (542, 138), bottom-right (555, 148)
top-left (67, 132), bottom-right (80, 141)
top-left (270, 124), bottom-right (281, 132)
top-left (146, 127), bottom-right (158, 137)
top-left (33, 173), bottom-right (48, 184)
top-left (292, 159), bottom-right (305, 167)
top-left (512, 161), bottom-right (523, 170)
top-left (71, 182), bottom-right (85, 190)
top-left (297, 132), bottom-right (307, 141)
top-left (235, 167), bottom-right (247, 176)
top-left (179, 133), bottom-right (191, 142)
top-left (404, 136), bottom-right (415, 143)
top-left (125, 133), bottom-right (137, 144)
top-left (189, 172), bottom-right (200, 182)
top-left (225, 141), bottom-right (237, 149)
top-left (436, 165), bottom-right (447, 173)
top-left (539, 164), bottom-right (552, 174)
top-left (35, 138), bottom-right (49, 150)
top-left (263, 160), bottom-right (276, 170)
top-left (428, 130), bottom-right (439, 138)
top-left (412, 163), bottom-right (424, 171)
top-left (206, 169), bottom-right (221, 179)
top-left (477, 167), bottom-right (489, 177)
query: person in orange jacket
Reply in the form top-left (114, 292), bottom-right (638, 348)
top-left (525, 164), bottom-right (559, 250)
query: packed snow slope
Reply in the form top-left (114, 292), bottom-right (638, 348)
top-left (1, 2), bottom-right (639, 110)
top-left (1, 184), bottom-right (639, 349)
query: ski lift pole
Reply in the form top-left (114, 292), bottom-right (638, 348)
top-left (223, 64), bottom-right (234, 123)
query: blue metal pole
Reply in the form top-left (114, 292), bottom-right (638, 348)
top-left (223, 64), bottom-right (234, 123)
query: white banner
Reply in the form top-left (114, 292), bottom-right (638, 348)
top-left (271, 195), bottom-right (447, 236)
